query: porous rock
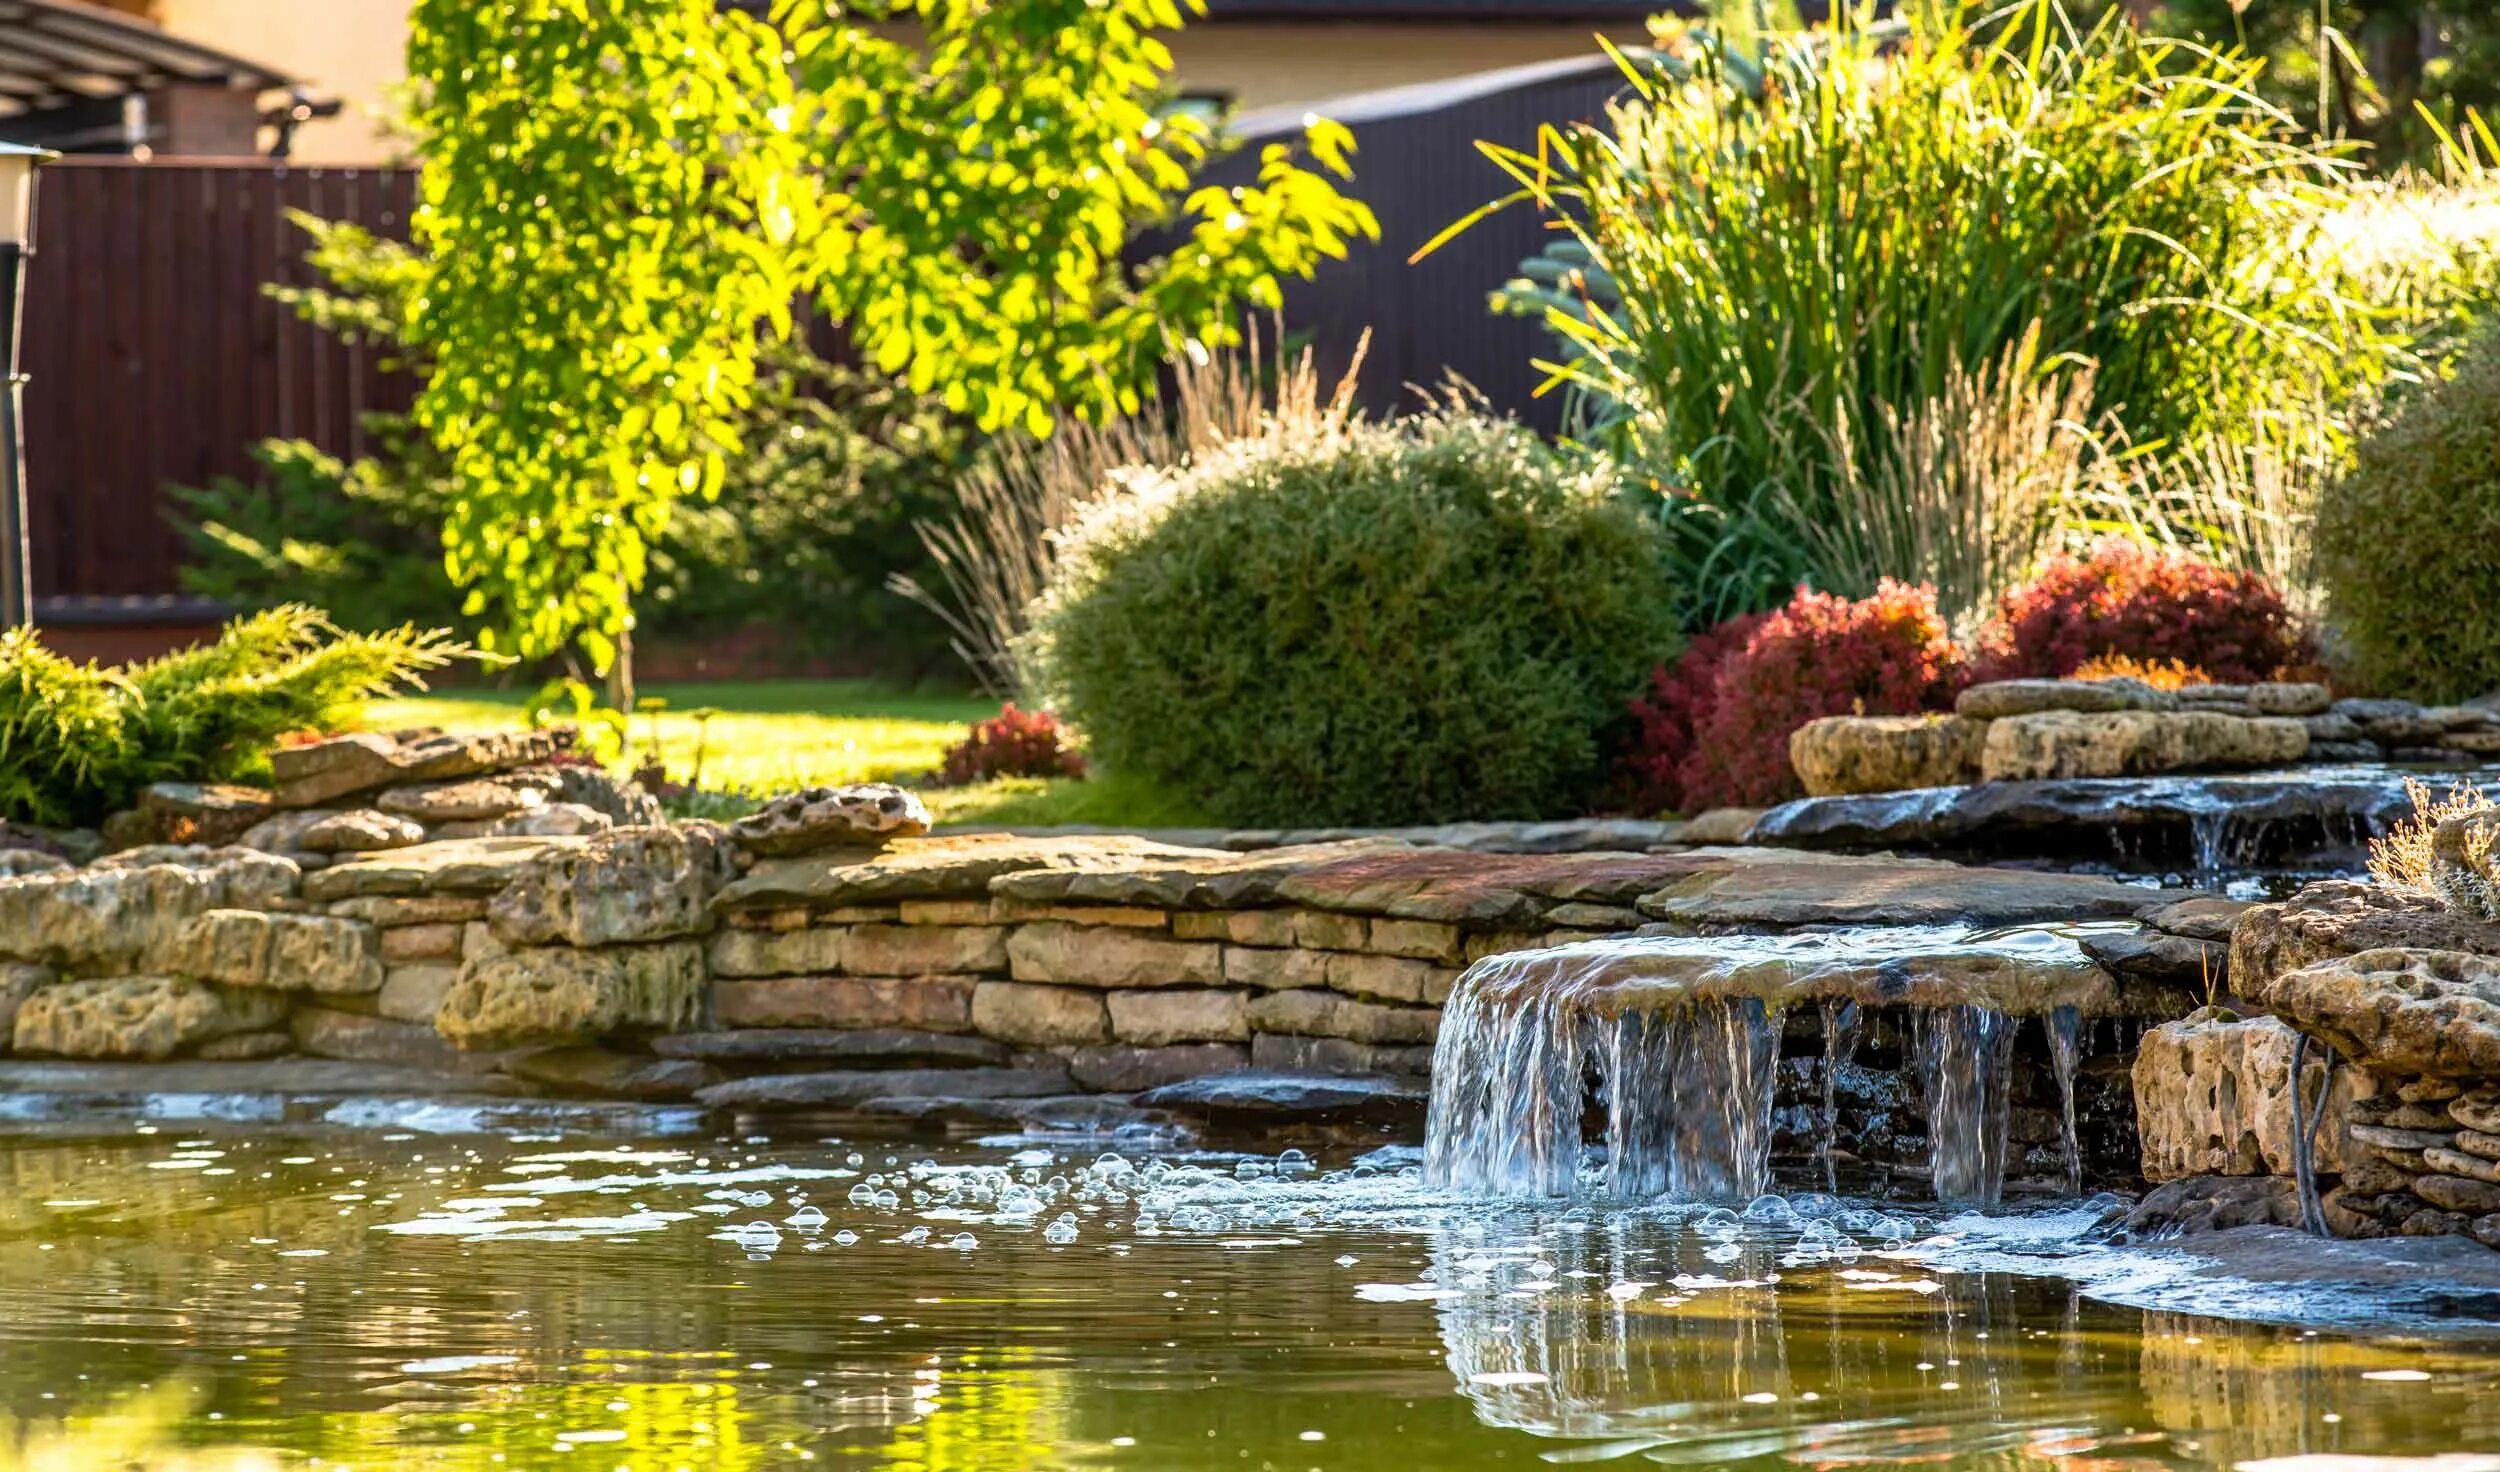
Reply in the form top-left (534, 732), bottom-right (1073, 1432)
top-left (1787, 715), bottom-right (1984, 797)
top-left (1957, 676), bottom-right (2176, 720)
top-left (488, 824), bottom-right (734, 948)
top-left (1978, 711), bottom-right (2306, 782)
top-left (435, 940), bottom-right (707, 1049)
top-left (726, 783), bottom-right (930, 857)
top-left (11, 976), bottom-right (288, 1060)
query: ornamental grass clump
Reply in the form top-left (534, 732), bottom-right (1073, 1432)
top-left (0, 606), bottom-right (464, 827)
top-left (2370, 778), bottom-right (2499, 922)
top-left (1441, 0), bottom-right (2377, 624)
top-left (1030, 410), bottom-right (1678, 826)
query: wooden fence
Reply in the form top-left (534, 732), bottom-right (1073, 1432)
top-left (23, 159), bottom-right (420, 612)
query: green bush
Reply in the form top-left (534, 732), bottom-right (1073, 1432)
top-left (2315, 326), bottom-right (2500, 701)
top-left (1030, 411), bottom-right (1679, 825)
top-left (0, 608), bottom-right (463, 828)
top-left (1463, 1), bottom-right (2384, 627)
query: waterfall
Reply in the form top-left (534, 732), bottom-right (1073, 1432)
top-left (2047, 1005), bottom-right (2085, 1196)
top-left (1425, 927), bottom-right (2112, 1203)
top-left (1918, 1004), bottom-right (2017, 1206)
top-left (1818, 1000), bottom-right (1864, 1193)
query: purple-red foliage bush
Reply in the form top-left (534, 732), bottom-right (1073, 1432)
top-left (1619, 581), bottom-right (1964, 812)
top-left (1968, 538), bottom-right (2315, 685)
top-left (939, 703), bottom-right (1086, 787)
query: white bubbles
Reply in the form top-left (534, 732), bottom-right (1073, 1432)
top-left (946, 1232), bottom-right (979, 1251)
top-left (1275, 1149), bottom-right (1314, 1179)
top-left (784, 1205), bottom-right (827, 1231)
top-left (1043, 1213), bottom-right (1079, 1245)
top-left (1742, 1194), bottom-right (1796, 1225)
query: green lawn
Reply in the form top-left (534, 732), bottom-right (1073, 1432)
top-left (368, 678), bottom-right (1203, 830)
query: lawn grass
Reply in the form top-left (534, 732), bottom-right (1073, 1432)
top-left (369, 678), bottom-right (1203, 830)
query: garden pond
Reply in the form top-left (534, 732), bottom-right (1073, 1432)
top-left (6, 1100), bottom-right (2500, 1470)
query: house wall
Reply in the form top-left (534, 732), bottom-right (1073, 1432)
top-left (135, 4), bottom-right (1639, 164)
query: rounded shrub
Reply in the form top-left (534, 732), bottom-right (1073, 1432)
top-left (2316, 332), bottom-right (2500, 702)
top-left (1968, 537), bottom-right (2314, 686)
top-left (1031, 412), bottom-right (1679, 826)
top-left (1673, 581), bottom-right (1964, 811)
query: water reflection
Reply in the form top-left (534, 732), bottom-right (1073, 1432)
top-left (3, 1123), bottom-right (2500, 1468)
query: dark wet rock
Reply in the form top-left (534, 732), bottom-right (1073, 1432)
top-left (1787, 715), bottom-right (1983, 797)
top-left (290, 1007), bottom-right (513, 1075)
top-left (650, 1028), bottom-right (1011, 1067)
top-left (727, 783), bottom-right (931, 857)
top-left (694, 1064), bottom-right (1075, 1109)
top-left (1065, 1042), bottom-right (1248, 1092)
top-left (1132, 1069), bottom-right (1427, 1125)
top-left (1249, 1033), bottom-right (1436, 1077)
top-left (2120, 1175), bottom-right (2302, 1238)
top-left (194, 1029), bottom-right (295, 1061)
top-left (2080, 927), bottom-right (2225, 989)
top-left (0, 1054), bottom-right (529, 1101)
top-left (1272, 846), bottom-right (1727, 925)
top-left (2142, 897), bottom-right (2256, 942)
top-left (1751, 769), bottom-right (2411, 861)
top-left (2309, 740), bottom-right (2383, 762)
top-left (1635, 853), bottom-right (2166, 928)
top-left (846, 1093), bottom-right (1164, 1133)
top-left (507, 1045), bottom-right (717, 1101)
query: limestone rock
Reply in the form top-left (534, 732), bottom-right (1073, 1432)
top-left (711, 975), bottom-right (975, 1033)
top-left (727, 783), bottom-right (931, 857)
top-left (708, 926), bottom-right (844, 979)
top-left (716, 833), bottom-right (1221, 912)
top-left (1067, 1043), bottom-right (1249, 1093)
top-left (1679, 809), bottom-right (1763, 845)
top-left (0, 848), bottom-right (68, 878)
top-left (2416, 1174), bottom-right (2500, 1215)
top-left (1978, 711), bottom-right (2306, 782)
top-left (1249, 1033), bottom-right (1436, 1077)
top-left (970, 980), bottom-right (1111, 1046)
top-left (300, 809), bottom-right (429, 855)
top-left (271, 728), bottom-right (575, 808)
top-left (2231, 882), bottom-right (2500, 1000)
top-left (842, 923), bottom-right (1009, 977)
top-left (435, 941), bottom-right (707, 1049)
top-left (380, 923), bottom-right (463, 963)
top-left (1106, 988), bottom-right (1251, 1045)
top-left (132, 781), bottom-right (277, 847)
top-left (507, 1046), bottom-right (716, 1101)
top-left (1007, 923), bottom-right (1223, 988)
top-left (303, 836), bottom-right (583, 902)
top-left (11, 976), bottom-right (288, 1060)
top-left (290, 1006), bottom-right (507, 1074)
top-left (2252, 947), bottom-right (2500, 1078)
top-left (1246, 989), bottom-right (1437, 1044)
top-left (377, 775), bottom-right (555, 823)
top-left (0, 962), bottom-right (50, 1056)
top-left (2132, 1012), bottom-right (2352, 1180)
top-left (488, 824), bottom-right (733, 948)
top-left (0, 858), bottom-right (295, 972)
top-left (1636, 853), bottom-right (2161, 929)
top-left (1957, 677), bottom-right (2176, 719)
top-left (1787, 715), bottom-right (1984, 798)
top-left (158, 909), bottom-right (383, 995)
top-left (267, 732), bottom-right (400, 806)
top-left (377, 964), bottom-right (461, 1024)
top-left (235, 808), bottom-right (334, 858)
top-left (436, 803), bottom-right (616, 840)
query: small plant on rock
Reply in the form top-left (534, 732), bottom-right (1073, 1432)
top-left (938, 704), bottom-right (1087, 787)
top-left (2371, 777), bottom-right (2500, 921)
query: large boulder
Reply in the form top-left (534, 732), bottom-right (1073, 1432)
top-left (1979, 711), bottom-right (2307, 782)
top-left (488, 823), bottom-right (734, 948)
top-left (2250, 948), bottom-right (2500, 1078)
top-left (435, 941), bottom-right (707, 1049)
top-left (156, 909), bottom-right (383, 995)
top-left (2134, 1011), bottom-right (2354, 1180)
top-left (726, 783), bottom-right (931, 858)
top-left (1787, 715), bottom-right (1983, 797)
top-left (2230, 882), bottom-right (2500, 999)
top-left (0, 855), bottom-right (299, 972)
top-left (11, 975), bottom-right (289, 1060)
top-left (270, 728), bottom-right (576, 808)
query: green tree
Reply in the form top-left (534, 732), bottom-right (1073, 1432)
top-left (405, 0), bottom-right (1375, 696)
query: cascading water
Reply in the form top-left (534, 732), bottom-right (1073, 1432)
top-left (2047, 1005), bottom-right (2085, 1196)
top-left (1424, 926), bottom-right (2122, 1204)
top-left (1917, 1005), bottom-right (2017, 1205)
top-left (1818, 1000), bottom-right (1864, 1194)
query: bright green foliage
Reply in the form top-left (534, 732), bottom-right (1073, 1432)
top-left (1449, 2), bottom-right (2378, 625)
top-left (405, 0), bottom-right (1376, 674)
top-left (1031, 412), bottom-right (1680, 826)
top-left (2314, 325), bottom-right (2500, 702)
top-left (0, 609), bottom-right (465, 827)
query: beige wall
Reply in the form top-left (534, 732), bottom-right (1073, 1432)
top-left (139, 9), bottom-right (1636, 165)
top-left (153, 0), bottom-right (413, 163)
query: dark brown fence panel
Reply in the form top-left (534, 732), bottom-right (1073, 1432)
top-left (21, 159), bottom-right (420, 607)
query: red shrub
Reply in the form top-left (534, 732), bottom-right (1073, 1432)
top-left (1969, 538), bottom-right (2315, 685)
top-left (1636, 581), bottom-right (1964, 812)
top-left (939, 703), bottom-right (1087, 787)
top-left (1612, 609), bottom-right (1771, 815)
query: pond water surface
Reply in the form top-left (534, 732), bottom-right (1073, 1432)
top-left (5, 1106), bottom-right (2500, 1471)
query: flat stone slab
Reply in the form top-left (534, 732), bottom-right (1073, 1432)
top-left (715, 834), bottom-right (1228, 911)
top-left (0, 1056), bottom-right (526, 1099)
top-left (1133, 1069), bottom-right (1427, 1124)
top-left (303, 837), bottom-right (584, 901)
top-left (1270, 847), bottom-right (1732, 927)
top-left (693, 1065), bottom-right (1075, 1109)
top-left (846, 1094), bottom-right (1166, 1132)
top-left (1635, 853), bottom-right (2176, 927)
top-left (651, 1028), bottom-right (1012, 1067)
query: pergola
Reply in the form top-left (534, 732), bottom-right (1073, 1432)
top-left (0, 0), bottom-right (324, 156)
